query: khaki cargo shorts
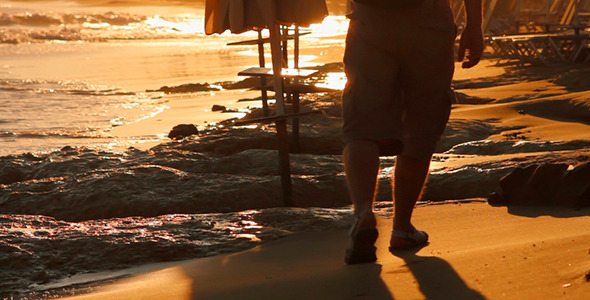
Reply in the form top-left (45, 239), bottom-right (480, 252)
top-left (342, 0), bottom-right (457, 160)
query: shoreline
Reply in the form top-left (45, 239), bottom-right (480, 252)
top-left (29, 199), bottom-right (482, 298)
top-left (2, 1), bottom-right (590, 295)
top-left (105, 58), bottom-right (506, 153)
top-left (5, 56), bottom-right (589, 298)
top-left (55, 202), bottom-right (590, 299)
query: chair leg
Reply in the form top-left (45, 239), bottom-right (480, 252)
top-left (276, 119), bottom-right (293, 206)
top-left (291, 91), bottom-right (300, 153)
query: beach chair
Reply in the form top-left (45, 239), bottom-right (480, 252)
top-left (491, 33), bottom-right (589, 64)
top-left (229, 25), bottom-right (325, 153)
top-left (230, 26), bottom-right (325, 206)
top-left (489, 0), bottom-right (590, 64)
top-left (227, 28), bottom-right (312, 117)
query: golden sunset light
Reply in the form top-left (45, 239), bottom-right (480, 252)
top-left (1, 1), bottom-right (589, 299)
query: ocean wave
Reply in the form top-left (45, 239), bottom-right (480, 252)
top-left (0, 130), bottom-right (104, 139)
top-left (0, 78), bottom-right (135, 95)
top-left (0, 12), bottom-right (145, 27)
top-left (0, 78), bottom-right (163, 156)
top-left (0, 207), bottom-right (352, 297)
top-left (0, 9), bottom-right (205, 43)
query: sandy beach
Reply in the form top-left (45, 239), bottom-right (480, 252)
top-left (37, 56), bottom-right (588, 299)
top-left (1, 0), bottom-right (590, 299)
top-left (62, 202), bottom-right (590, 300)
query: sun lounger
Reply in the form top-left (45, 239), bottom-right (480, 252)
top-left (491, 32), bottom-right (589, 64)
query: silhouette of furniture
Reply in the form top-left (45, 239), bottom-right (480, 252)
top-left (227, 29), bottom-right (312, 117)
top-left (491, 32), bottom-right (589, 64)
top-left (483, 0), bottom-right (590, 64)
top-left (205, 0), bottom-right (328, 206)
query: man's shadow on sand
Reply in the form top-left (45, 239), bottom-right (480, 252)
top-left (390, 246), bottom-right (486, 300)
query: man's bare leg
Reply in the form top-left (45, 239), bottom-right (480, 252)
top-left (390, 154), bottom-right (431, 248)
top-left (343, 139), bottom-right (380, 263)
top-left (343, 139), bottom-right (380, 226)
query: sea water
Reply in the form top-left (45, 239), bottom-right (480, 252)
top-left (0, 0), bottom-right (348, 156)
top-left (0, 0), bottom-right (351, 296)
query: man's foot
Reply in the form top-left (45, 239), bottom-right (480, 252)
top-left (389, 228), bottom-right (429, 251)
top-left (345, 212), bottom-right (378, 264)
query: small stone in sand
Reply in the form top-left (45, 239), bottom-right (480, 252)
top-left (212, 104), bottom-right (227, 112)
top-left (168, 124), bottom-right (198, 140)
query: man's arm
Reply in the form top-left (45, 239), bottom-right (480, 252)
top-left (457, 0), bottom-right (484, 69)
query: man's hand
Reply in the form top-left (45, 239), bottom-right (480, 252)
top-left (457, 25), bottom-right (484, 68)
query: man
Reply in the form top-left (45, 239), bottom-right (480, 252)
top-left (342, 0), bottom-right (484, 264)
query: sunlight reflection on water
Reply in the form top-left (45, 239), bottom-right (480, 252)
top-left (316, 71), bottom-right (347, 90)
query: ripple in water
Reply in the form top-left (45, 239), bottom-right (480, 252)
top-left (0, 79), bottom-right (166, 156)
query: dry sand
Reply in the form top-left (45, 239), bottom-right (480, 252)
top-left (63, 202), bottom-right (590, 299)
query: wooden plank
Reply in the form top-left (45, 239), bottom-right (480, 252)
top-left (570, 35), bottom-right (588, 62)
top-left (551, 0), bottom-right (565, 14)
top-left (254, 30), bottom-right (270, 117)
top-left (238, 67), bottom-right (319, 78)
top-left (233, 110), bottom-right (322, 126)
top-left (560, 0), bottom-right (576, 26)
top-left (259, 83), bottom-right (338, 93)
top-left (547, 36), bottom-right (568, 61)
top-left (226, 32), bottom-right (311, 46)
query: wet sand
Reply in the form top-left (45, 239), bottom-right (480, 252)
top-left (63, 202), bottom-right (590, 300)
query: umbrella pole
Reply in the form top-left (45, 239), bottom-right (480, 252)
top-left (269, 23), bottom-right (293, 207)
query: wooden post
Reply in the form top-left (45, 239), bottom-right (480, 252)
top-left (573, 0), bottom-right (581, 35)
top-left (257, 30), bottom-right (270, 117)
top-left (292, 26), bottom-right (301, 153)
top-left (269, 23), bottom-right (285, 115)
top-left (276, 119), bottom-right (293, 206)
top-left (561, 0), bottom-right (576, 26)
top-left (269, 23), bottom-right (292, 206)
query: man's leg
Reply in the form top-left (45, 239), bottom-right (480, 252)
top-left (343, 139), bottom-right (381, 264)
top-left (390, 154), bottom-right (431, 248)
top-left (343, 139), bottom-right (380, 226)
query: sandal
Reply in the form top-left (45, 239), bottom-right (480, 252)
top-left (389, 228), bottom-right (429, 251)
top-left (345, 212), bottom-right (379, 264)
